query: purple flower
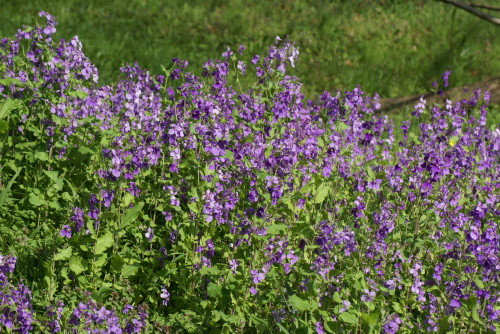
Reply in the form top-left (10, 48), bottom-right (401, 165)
top-left (59, 225), bottom-right (72, 238)
top-left (145, 227), bottom-right (154, 241)
top-left (442, 70), bottom-right (451, 88)
top-left (315, 321), bottom-right (325, 334)
top-left (367, 179), bottom-right (382, 191)
top-left (449, 299), bottom-right (460, 308)
top-left (160, 287), bottom-right (170, 306)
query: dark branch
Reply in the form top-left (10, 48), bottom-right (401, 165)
top-left (466, 2), bottom-right (500, 12)
top-left (437, 0), bottom-right (500, 25)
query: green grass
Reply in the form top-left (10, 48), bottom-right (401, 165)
top-left (1, 0), bottom-right (499, 98)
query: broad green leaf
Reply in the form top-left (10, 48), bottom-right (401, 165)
top-left (121, 264), bottom-right (139, 278)
top-left (366, 167), bottom-right (375, 181)
top-left (335, 121), bottom-right (349, 132)
top-left (332, 292), bottom-right (342, 303)
top-left (223, 150), bottom-right (234, 160)
top-left (67, 90), bottom-right (88, 99)
top-left (339, 312), bottom-right (358, 325)
top-left (54, 247), bottom-right (72, 261)
top-left (34, 151), bottom-right (49, 161)
top-left (265, 224), bottom-right (287, 235)
top-left (314, 185), bottom-right (330, 204)
top-left (110, 255), bottom-right (124, 273)
top-left (120, 202), bottom-right (144, 229)
top-left (289, 294), bottom-right (317, 312)
top-left (473, 278), bottom-right (485, 289)
top-left (264, 145), bottom-right (273, 159)
top-left (207, 282), bottom-right (222, 297)
top-left (69, 256), bottom-right (85, 275)
top-left (29, 192), bottom-right (45, 206)
top-left (0, 99), bottom-right (21, 120)
top-left (95, 231), bottom-right (114, 255)
top-left (0, 78), bottom-right (23, 87)
top-left (78, 146), bottom-right (95, 155)
top-left (43, 170), bottom-right (59, 182)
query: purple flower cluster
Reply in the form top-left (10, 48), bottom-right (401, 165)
top-left (0, 11), bottom-right (498, 333)
top-left (0, 256), bottom-right (33, 334)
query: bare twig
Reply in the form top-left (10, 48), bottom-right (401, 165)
top-left (437, 0), bottom-right (500, 25)
top-left (466, 2), bottom-right (500, 12)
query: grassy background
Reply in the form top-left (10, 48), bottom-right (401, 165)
top-left (0, 0), bottom-right (499, 99)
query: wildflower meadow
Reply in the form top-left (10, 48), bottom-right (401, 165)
top-left (0, 11), bottom-right (498, 333)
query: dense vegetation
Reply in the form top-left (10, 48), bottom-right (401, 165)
top-left (0, 11), bottom-right (499, 333)
top-left (1, 0), bottom-right (499, 98)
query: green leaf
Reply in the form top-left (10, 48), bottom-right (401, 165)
top-left (223, 150), bottom-right (234, 160)
top-left (335, 121), bottom-right (349, 132)
top-left (339, 312), bottom-right (358, 325)
top-left (332, 292), bottom-right (342, 303)
top-left (69, 256), bottom-right (85, 275)
top-left (265, 224), bottom-right (287, 235)
top-left (34, 151), bottom-right (49, 161)
top-left (366, 167), bottom-right (375, 181)
top-left (120, 202), bottom-right (144, 229)
top-left (264, 145), bottom-right (273, 159)
top-left (288, 294), bottom-right (317, 312)
top-left (29, 192), bottom-right (45, 206)
top-left (473, 278), bottom-right (485, 289)
top-left (314, 184), bottom-right (330, 204)
top-left (78, 146), bottom-right (95, 155)
top-left (67, 90), bottom-right (88, 99)
top-left (0, 167), bottom-right (22, 207)
top-left (0, 98), bottom-right (21, 120)
top-left (110, 255), bottom-right (124, 273)
top-left (121, 264), bottom-right (139, 278)
top-left (54, 247), bottom-right (72, 261)
top-left (0, 78), bottom-right (23, 87)
top-left (95, 231), bottom-right (114, 255)
top-left (207, 282), bottom-right (222, 297)
top-left (276, 323), bottom-right (291, 334)
top-left (43, 170), bottom-right (59, 182)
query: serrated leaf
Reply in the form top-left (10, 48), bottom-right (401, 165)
top-left (121, 264), bottom-right (139, 278)
top-left (69, 256), bottom-right (85, 275)
top-left (95, 231), bottom-right (114, 255)
top-left (120, 202), bottom-right (144, 229)
top-left (339, 312), bottom-right (358, 325)
top-left (54, 247), bottom-right (72, 261)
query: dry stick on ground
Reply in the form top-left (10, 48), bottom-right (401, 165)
top-left (437, 0), bottom-right (500, 25)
